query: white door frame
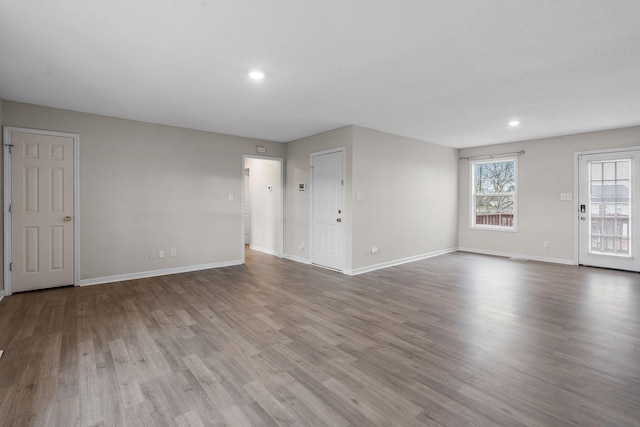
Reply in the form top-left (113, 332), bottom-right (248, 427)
top-left (573, 145), bottom-right (640, 266)
top-left (309, 147), bottom-right (346, 272)
top-left (3, 126), bottom-right (80, 295)
top-left (241, 154), bottom-right (284, 263)
top-left (243, 166), bottom-right (251, 246)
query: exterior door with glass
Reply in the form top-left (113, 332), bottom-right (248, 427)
top-left (578, 150), bottom-right (640, 271)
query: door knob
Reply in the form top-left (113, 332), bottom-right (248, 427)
top-left (580, 216), bottom-right (586, 221)
top-left (336, 218), bottom-right (342, 222)
top-left (64, 216), bottom-right (72, 222)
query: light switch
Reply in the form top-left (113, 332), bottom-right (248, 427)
top-left (560, 193), bottom-right (573, 201)
top-left (356, 192), bottom-right (364, 201)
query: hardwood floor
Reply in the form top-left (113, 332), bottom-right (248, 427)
top-left (1, 250), bottom-right (639, 426)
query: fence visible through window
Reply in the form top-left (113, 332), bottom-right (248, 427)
top-left (475, 213), bottom-right (514, 227)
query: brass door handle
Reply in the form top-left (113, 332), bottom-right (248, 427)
top-left (64, 216), bottom-right (72, 222)
top-left (336, 218), bottom-right (342, 222)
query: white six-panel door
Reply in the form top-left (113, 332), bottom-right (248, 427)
top-left (10, 131), bottom-right (75, 292)
top-left (311, 150), bottom-right (344, 271)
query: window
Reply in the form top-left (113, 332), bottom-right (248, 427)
top-left (471, 158), bottom-right (517, 230)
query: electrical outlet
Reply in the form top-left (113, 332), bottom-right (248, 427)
top-left (158, 250), bottom-right (165, 258)
top-left (300, 241), bottom-right (304, 251)
top-left (149, 251), bottom-right (156, 260)
top-left (371, 246), bottom-right (379, 254)
top-left (170, 248), bottom-right (177, 257)
top-left (560, 193), bottom-right (573, 201)
top-left (544, 240), bottom-right (550, 249)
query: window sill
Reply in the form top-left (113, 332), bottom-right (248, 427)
top-left (470, 225), bottom-right (518, 233)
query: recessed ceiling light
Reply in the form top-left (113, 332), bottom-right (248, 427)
top-left (509, 120), bottom-right (521, 127)
top-left (249, 70), bottom-right (266, 80)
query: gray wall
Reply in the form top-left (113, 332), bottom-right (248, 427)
top-left (351, 126), bottom-right (458, 271)
top-left (458, 126), bottom-right (640, 262)
top-left (284, 125), bottom-right (458, 274)
top-left (284, 126), bottom-right (353, 266)
top-left (0, 99), bottom-right (3, 292)
top-left (2, 101), bottom-right (284, 283)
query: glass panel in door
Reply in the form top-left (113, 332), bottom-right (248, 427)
top-left (589, 160), bottom-right (630, 256)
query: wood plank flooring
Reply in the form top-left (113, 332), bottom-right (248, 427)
top-left (1, 250), bottom-right (639, 426)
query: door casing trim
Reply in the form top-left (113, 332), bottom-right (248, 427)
top-left (3, 126), bottom-right (80, 295)
top-left (240, 154), bottom-right (284, 264)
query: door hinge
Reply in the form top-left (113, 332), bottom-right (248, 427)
top-left (4, 144), bottom-right (14, 154)
top-left (341, 180), bottom-right (344, 186)
top-left (9, 262), bottom-right (12, 271)
top-left (8, 204), bottom-right (12, 213)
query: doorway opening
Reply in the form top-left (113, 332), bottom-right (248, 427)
top-left (241, 156), bottom-right (283, 263)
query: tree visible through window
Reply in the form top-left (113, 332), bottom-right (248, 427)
top-left (471, 158), bottom-right (517, 230)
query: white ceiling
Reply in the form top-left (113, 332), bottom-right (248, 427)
top-left (1, 1), bottom-right (639, 148)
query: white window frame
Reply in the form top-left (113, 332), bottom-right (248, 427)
top-left (470, 157), bottom-right (518, 232)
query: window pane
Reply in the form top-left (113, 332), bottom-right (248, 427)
top-left (617, 161), bottom-right (629, 179)
top-left (475, 195), bottom-right (514, 213)
top-left (603, 162), bottom-right (616, 180)
top-left (475, 195), bottom-right (515, 227)
top-left (617, 202), bottom-right (630, 215)
top-left (477, 178), bottom-right (492, 194)
top-left (474, 164), bottom-right (487, 181)
top-left (616, 181), bottom-right (630, 199)
top-left (591, 163), bottom-right (602, 181)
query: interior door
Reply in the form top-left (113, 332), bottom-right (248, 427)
top-left (578, 150), bottom-right (640, 271)
top-left (311, 150), bottom-right (344, 271)
top-left (11, 131), bottom-right (75, 292)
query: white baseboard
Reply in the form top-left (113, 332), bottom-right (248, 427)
top-left (78, 259), bottom-right (243, 287)
top-left (458, 247), bottom-right (575, 265)
top-left (249, 245), bottom-right (280, 257)
top-left (0, 290), bottom-right (4, 302)
top-left (344, 247), bottom-right (459, 276)
top-left (283, 254), bottom-right (312, 265)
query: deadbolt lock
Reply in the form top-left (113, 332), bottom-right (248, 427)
top-left (64, 216), bottom-right (72, 222)
top-left (336, 218), bottom-right (342, 222)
